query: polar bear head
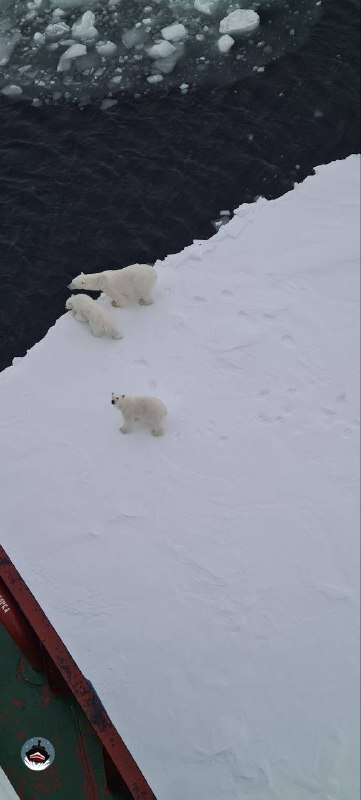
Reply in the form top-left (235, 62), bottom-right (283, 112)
top-left (65, 297), bottom-right (75, 311)
top-left (111, 393), bottom-right (126, 408)
top-left (68, 272), bottom-right (87, 290)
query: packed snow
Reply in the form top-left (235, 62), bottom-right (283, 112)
top-left (0, 156), bottom-right (360, 800)
top-left (0, 768), bottom-right (19, 800)
top-left (0, 0), bottom-right (322, 103)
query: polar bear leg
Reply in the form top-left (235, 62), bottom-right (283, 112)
top-left (139, 294), bottom-right (154, 306)
top-left (120, 423), bottom-right (129, 434)
top-left (89, 321), bottom-right (103, 337)
top-left (151, 427), bottom-right (164, 437)
top-left (111, 294), bottom-right (128, 308)
top-left (111, 325), bottom-right (123, 340)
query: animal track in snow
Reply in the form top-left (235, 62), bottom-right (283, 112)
top-left (281, 334), bottom-right (295, 346)
top-left (134, 358), bottom-right (148, 366)
top-left (220, 289), bottom-right (233, 297)
top-left (257, 413), bottom-right (274, 425)
top-left (257, 407), bottom-right (291, 425)
top-left (320, 407), bottom-right (337, 418)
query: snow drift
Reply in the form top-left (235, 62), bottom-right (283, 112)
top-left (0, 156), bottom-right (359, 800)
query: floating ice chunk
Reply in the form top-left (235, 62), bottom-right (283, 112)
top-left (17, 64), bottom-right (32, 73)
top-left (161, 23), bottom-right (187, 42)
top-left (147, 73), bottom-right (163, 83)
top-left (52, 7), bottom-right (66, 17)
top-left (1, 84), bottom-right (23, 96)
top-left (194, 0), bottom-right (219, 15)
top-left (57, 42), bottom-right (86, 71)
top-left (122, 27), bottom-right (146, 49)
top-left (33, 31), bottom-right (46, 45)
top-left (147, 40), bottom-right (176, 59)
top-left (72, 12), bottom-right (98, 43)
top-left (0, 33), bottom-right (20, 65)
top-left (151, 41), bottom-right (184, 74)
top-left (154, 46), bottom-right (183, 74)
top-left (50, 0), bottom-right (95, 7)
top-left (45, 21), bottom-right (70, 40)
top-left (217, 34), bottom-right (234, 52)
top-left (219, 9), bottom-right (260, 35)
top-left (100, 98), bottom-right (117, 109)
top-left (95, 40), bottom-right (117, 57)
top-left (109, 74), bottom-right (123, 85)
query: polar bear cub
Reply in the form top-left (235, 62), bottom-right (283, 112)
top-left (68, 264), bottom-right (156, 308)
top-left (111, 393), bottom-right (167, 436)
top-left (66, 294), bottom-right (123, 339)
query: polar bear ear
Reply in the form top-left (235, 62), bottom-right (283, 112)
top-left (80, 271), bottom-right (84, 276)
top-left (121, 394), bottom-right (125, 399)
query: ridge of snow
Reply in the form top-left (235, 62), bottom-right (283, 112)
top-left (0, 157), bottom-right (360, 800)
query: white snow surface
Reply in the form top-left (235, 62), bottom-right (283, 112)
top-left (0, 768), bottom-right (19, 800)
top-left (0, 157), bottom-right (360, 800)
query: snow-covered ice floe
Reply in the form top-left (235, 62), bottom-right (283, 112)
top-left (0, 156), bottom-right (360, 800)
top-left (0, 768), bottom-right (19, 800)
top-left (0, 0), bottom-right (322, 103)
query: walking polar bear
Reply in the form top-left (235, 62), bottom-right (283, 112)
top-left (111, 393), bottom-right (167, 436)
top-left (68, 263), bottom-right (156, 308)
top-left (66, 294), bottom-right (123, 339)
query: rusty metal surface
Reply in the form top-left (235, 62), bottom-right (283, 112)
top-left (0, 579), bottom-right (42, 672)
top-left (0, 546), bottom-right (157, 800)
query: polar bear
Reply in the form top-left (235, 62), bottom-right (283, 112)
top-left (66, 294), bottom-right (123, 339)
top-left (68, 264), bottom-right (156, 308)
top-left (111, 393), bottom-right (167, 436)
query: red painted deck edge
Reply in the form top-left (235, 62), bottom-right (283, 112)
top-left (0, 546), bottom-right (157, 800)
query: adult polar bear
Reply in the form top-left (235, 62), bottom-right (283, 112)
top-left (68, 264), bottom-right (156, 308)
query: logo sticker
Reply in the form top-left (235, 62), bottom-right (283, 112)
top-left (21, 738), bottom-right (55, 772)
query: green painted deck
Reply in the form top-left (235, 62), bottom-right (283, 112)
top-left (0, 624), bottom-right (131, 800)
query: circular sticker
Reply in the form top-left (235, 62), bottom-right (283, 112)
top-left (21, 737), bottom-right (55, 772)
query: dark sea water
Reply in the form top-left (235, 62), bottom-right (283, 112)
top-left (0, 0), bottom-right (359, 372)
